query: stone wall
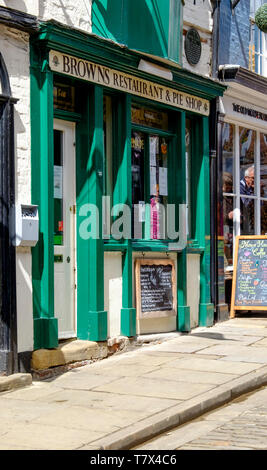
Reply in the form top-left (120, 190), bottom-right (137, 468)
top-left (0, 24), bottom-right (33, 354)
top-left (0, 0), bottom-right (92, 33)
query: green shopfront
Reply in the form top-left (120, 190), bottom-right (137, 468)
top-left (30, 22), bottom-right (225, 349)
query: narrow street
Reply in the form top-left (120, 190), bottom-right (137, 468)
top-left (134, 386), bottom-right (267, 450)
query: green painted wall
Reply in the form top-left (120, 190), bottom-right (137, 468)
top-left (92, 0), bottom-right (183, 64)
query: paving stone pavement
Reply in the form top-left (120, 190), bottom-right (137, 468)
top-left (135, 386), bottom-right (267, 450)
top-left (1, 314), bottom-right (267, 450)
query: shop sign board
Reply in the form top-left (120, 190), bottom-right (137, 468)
top-left (49, 50), bottom-right (210, 116)
top-left (230, 236), bottom-right (267, 318)
top-left (135, 258), bottom-right (177, 319)
top-left (222, 96), bottom-right (267, 129)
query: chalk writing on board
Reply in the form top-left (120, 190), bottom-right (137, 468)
top-left (140, 264), bottom-right (173, 313)
top-left (234, 238), bottom-right (267, 307)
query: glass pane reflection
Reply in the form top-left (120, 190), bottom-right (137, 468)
top-left (239, 127), bottom-right (255, 196)
top-left (240, 198), bottom-right (255, 235)
top-left (222, 123), bottom-right (234, 189)
top-left (223, 195), bottom-right (234, 266)
top-left (261, 200), bottom-right (267, 235)
top-left (260, 133), bottom-right (267, 198)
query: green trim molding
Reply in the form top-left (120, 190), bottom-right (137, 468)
top-left (30, 45), bottom-right (58, 350)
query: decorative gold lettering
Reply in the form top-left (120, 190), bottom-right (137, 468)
top-left (113, 73), bottom-right (119, 86)
top-left (77, 60), bottom-right (86, 78)
top-left (63, 55), bottom-right (70, 73)
top-left (70, 57), bottom-right (78, 76)
top-left (143, 83), bottom-right (148, 95)
top-left (85, 62), bottom-right (96, 80)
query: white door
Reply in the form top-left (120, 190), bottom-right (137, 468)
top-left (53, 119), bottom-right (76, 339)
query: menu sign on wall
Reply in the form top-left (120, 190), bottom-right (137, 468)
top-left (49, 50), bottom-right (210, 116)
top-left (230, 236), bottom-right (267, 318)
top-left (135, 259), bottom-right (177, 319)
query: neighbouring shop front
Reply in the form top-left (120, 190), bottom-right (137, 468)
top-left (30, 22), bottom-right (225, 349)
top-left (216, 67), bottom-right (267, 312)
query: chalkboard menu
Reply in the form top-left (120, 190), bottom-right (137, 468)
top-left (230, 236), bottom-right (267, 318)
top-left (135, 259), bottom-right (177, 319)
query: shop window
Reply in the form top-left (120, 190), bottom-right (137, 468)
top-left (239, 127), bottom-right (256, 235)
top-left (131, 131), bottom-right (169, 240)
top-left (221, 124), bottom-right (267, 281)
top-left (222, 123), bottom-right (235, 267)
top-left (53, 82), bottom-right (75, 112)
top-left (131, 104), bottom-right (169, 130)
top-left (131, 104), bottom-right (172, 240)
top-left (260, 133), bottom-right (267, 234)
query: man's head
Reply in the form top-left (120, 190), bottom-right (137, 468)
top-left (245, 166), bottom-right (254, 188)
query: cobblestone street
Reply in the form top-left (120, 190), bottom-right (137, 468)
top-left (135, 386), bottom-right (267, 450)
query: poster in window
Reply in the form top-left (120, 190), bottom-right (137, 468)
top-left (159, 167), bottom-right (168, 196)
top-left (149, 136), bottom-right (157, 166)
top-left (150, 166), bottom-right (157, 196)
top-left (54, 165), bottom-right (63, 199)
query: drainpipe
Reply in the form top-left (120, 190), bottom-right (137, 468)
top-left (210, 0), bottom-right (229, 321)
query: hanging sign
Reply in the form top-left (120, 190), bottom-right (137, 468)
top-left (49, 50), bottom-right (210, 116)
top-left (230, 236), bottom-right (267, 318)
top-left (135, 259), bottom-right (177, 319)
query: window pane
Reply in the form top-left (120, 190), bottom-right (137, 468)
top-left (240, 198), bottom-right (255, 235)
top-left (150, 135), bottom-right (168, 239)
top-left (222, 123), bottom-right (234, 190)
top-left (260, 133), bottom-right (267, 198)
top-left (132, 131), bottom-right (145, 205)
top-left (261, 200), bottom-right (267, 235)
top-left (186, 119), bottom-right (191, 237)
top-left (223, 196), bottom-right (234, 266)
top-left (132, 131), bottom-right (145, 239)
top-left (131, 131), bottom-right (169, 240)
top-left (239, 127), bottom-right (255, 196)
top-left (54, 130), bottom-right (63, 246)
top-left (131, 104), bottom-right (169, 130)
top-left (104, 95), bottom-right (113, 199)
top-left (53, 82), bottom-right (75, 112)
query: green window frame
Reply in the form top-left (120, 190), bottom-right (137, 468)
top-left (102, 94), bottom-right (182, 252)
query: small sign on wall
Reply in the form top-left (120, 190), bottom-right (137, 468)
top-left (135, 259), bottom-right (177, 319)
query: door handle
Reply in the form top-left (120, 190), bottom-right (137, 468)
top-left (66, 256), bottom-right (71, 263)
